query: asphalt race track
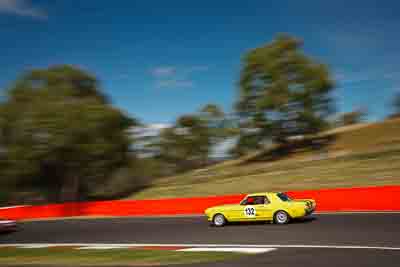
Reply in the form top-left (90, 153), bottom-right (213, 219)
top-left (1, 213), bottom-right (400, 267)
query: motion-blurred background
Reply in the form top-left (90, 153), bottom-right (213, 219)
top-left (0, 0), bottom-right (399, 205)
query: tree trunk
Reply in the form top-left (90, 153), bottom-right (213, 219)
top-left (59, 175), bottom-right (80, 203)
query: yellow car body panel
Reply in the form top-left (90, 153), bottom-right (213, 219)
top-left (204, 192), bottom-right (316, 223)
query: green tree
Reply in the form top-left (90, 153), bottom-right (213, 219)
top-left (0, 65), bottom-right (136, 202)
top-left (156, 114), bottom-right (212, 172)
top-left (340, 108), bottom-right (367, 126)
top-left (200, 104), bottom-right (225, 119)
top-left (199, 103), bottom-right (232, 138)
top-left (229, 113), bottom-right (271, 157)
top-left (236, 34), bottom-right (335, 145)
top-left (229, 133), bottom-right (263, 157)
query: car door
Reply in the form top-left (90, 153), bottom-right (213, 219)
top-left (256, 195), bottom-right (274, 220)
top-left (225, 204), bottom-right (246, 221)
top-left (240, 195), bottom-right (273, 221)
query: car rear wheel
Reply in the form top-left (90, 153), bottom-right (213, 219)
top-left (274, 210), bottom-right (290, 224)
top-left (213, 214), bottom-right (227, 227)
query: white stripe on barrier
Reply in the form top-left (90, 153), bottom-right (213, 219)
top-left (0, 243), bottom-right (400, 251)
top-left (18, 245), bottom-right (52, 249)
top-left (77, 246), bottom-right (132, 250)
top-left (177, 247), bottom-right (276, 254)
top-left (0, 205), bottom-right (28, 210)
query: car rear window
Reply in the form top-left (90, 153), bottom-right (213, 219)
top-left (277, 193), bottom-right (291, 202)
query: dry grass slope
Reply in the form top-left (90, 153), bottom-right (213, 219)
top-left (130, 118), bottom-right (400, 199)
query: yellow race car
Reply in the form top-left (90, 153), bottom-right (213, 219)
top-left (205, 192), bottom-right (316, 226)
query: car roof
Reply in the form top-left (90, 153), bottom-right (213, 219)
top-left (246, 192), bottom-right (278, 197)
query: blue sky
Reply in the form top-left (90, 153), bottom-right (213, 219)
top-left (0, 0), bottom-right (399, 125)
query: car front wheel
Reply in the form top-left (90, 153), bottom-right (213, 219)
top-left (274, 210), bottom-right (290, 224)
top-left (213, 214), bottom-right (227, 227)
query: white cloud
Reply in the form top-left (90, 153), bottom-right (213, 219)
top-left (150, 65), bottom-right (209, 89)
top-left (147, 123), bottom-right (171, 130)
top-left (0, 0), bottom-right (47, 19)
top-left (130, 123), bottom-right (171, 138)
top-left (383, 72), bottom-right (399, 80)
top-left (156, 79), bottom-right (194, 89)
top-left (151, 66), bottom-right (176, 78)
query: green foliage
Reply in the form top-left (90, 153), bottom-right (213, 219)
top-left (150, 104), bottom-right (235, 172)
top-left (229, 133), bottom-right (263, 157)
top-left (339, 109), bottom-right (367, 126)
top-left (156, 114), bottom-right (212, 172)
top-left (199, 103), bottom-right (235, 139)
top-left (0, 65), bottom-right (136, 202)
top-left (236, 34), bottom-right (335, 145)
top-left (15, 65), bottom-right (108, 103)
top-left (90, 160), bottom-right (147, 199)
top-left (200, 104), bottom-right (225, 119)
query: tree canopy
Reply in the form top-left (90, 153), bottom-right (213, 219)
top-left (156, 114), bottom-right (211, 172)
top-left (0, 65), bottom-right (136, 202)
top-left (339, 108), bottom-right (367, 126)
top-left (153, 104), bottom-right (232, 172)
top-left (236, 34), bottom-right (335, 144)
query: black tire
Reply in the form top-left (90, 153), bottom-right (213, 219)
top-left (212, 213), bottom-right (227, 227)
top-left (274, 210), bottom-right (290, 224)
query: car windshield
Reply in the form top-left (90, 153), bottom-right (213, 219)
top-left (277, 193), bottom-right (292, 202)
top-left (240, 198), bottom-right (248, 205)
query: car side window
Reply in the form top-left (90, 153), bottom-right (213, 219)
top-left (241, 196), bottom-right (268, 205)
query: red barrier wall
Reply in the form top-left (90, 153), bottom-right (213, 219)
top-left (286, 185), bottom-right (400, 212)
top-left (0, 186), bottom-right (399, 220)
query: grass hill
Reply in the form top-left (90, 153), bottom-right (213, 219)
top-left (129, 118), bottom-right (400, 199)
